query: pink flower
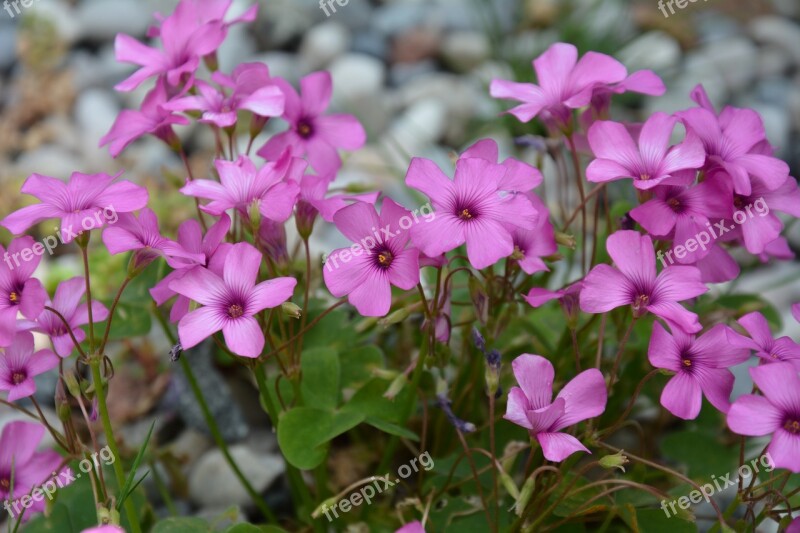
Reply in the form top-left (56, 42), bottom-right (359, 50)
top-left (459, 139), bottom-right (544, 192)
top-left (727, 312), bottom-right (800, 370)
top-left (631, 177), bottom-right (732, 264)
top-left (150, 215), bottom-right (231, 323)
top-left (169, 242), bottom-right (296, 357)
top-left (323, 199), bottom-right (420, 317)
top-left (396, 521), bottom-right (425, 533)
top-left (580, 231), bottom-right (707, 333)
top-left (509, 193), bottom-right (557, 274)
top-left (677, 105), bottom-right (789, 196)
top-left (1, 172), bottom-right (148, 243)
top-left (648, 322), bottom-right (750, 419)
top-left (82, 527), bottom-right (126, 533)
top-left (30, 278), bottom-right (109, 357)
top-left (147, 0), bottom-right (257, 39)
top-left (505, 354), bottom-right (606, 462)
top-left (102, 208), bottom-right (204, 270)
top-left (180, 153), bottom-right (304, 223)
top-left (727, 362), bottom-right (800, 472)
top-left (100, 79), bottom-right (189, 157)
top-left (489, 42), bottom-right (627, 129)
top-left (0, 331), bottom-right (59, 401)
top-left (584, 70), bottom-right (666, 121)
top-left (114, 0), bottom-right (228, 92)
top-left (586, 112), bottom-right (705, 190)
top-left (0, 421), bottom-right (66, 520)
top-left (405, 157), bottom-right (538, 270)
top-left (0, 238), bottom-right (48, 346)
top-left (163, 69), bottom-right (284, 128)
top-left (293, 173), bottom-right (380, 237)
top-left (257, 71), bottom-right (366, 176)
top-left (793, 303), bottom-right (800, 324)
top-left (787, 517), bottom-right (800, 533)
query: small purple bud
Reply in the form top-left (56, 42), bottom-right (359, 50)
top-left (436, 394), bottom-right (476, 433)
top-left (472, 327), bottom-right (486, 354)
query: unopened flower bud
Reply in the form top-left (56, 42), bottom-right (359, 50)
top-left (282, 302), bottom-right (302, 319)
top-left (63, 370), bottom-right (82, 399)
top-left (485, 349), bottom-right (501, 397)
top-left (379, 307), bottom-right (412, 328)
top-left (499, 469), bottom-right (520, 500)
top-left (515, 476), bottom-right (536, 516)
top-left (599, 450), bottom-right (629, 473)
top-left (248, 200), bottom-right (262, 231)
top-left (555, 231), bottom-right (576, 249)
top-left (469, 276), bottom-right (488, 324)
top-left (472, 327), bottom-right (486, 354)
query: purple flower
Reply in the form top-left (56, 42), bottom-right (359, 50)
top-left (82, 527), bottom-right (126, 533)
top-left (727, 312), bottom-right (800, 370)
top-left (727, 362), bottom-right (800, 472)
top-left (0, 421), bottom-right (66, 520)
top-left (586, 112), bottom-right (705, 190)
top-left (169, 242), bottom-right (296, 358)
top-left (150, 215), bottom-right (231, 323)
top-left (677, 105), bottom-right (789, 196)
top-left (323, 199), bottom-right (420, 317)
top-left (257, 71), bottom-right (367, 176)
top-left (180, 153), bottom-right (304, 223)
top-left (100, 79), bottom-right (189, 157)
top-left (0, 238), bottom-right (48, 347)
top-left (0, 332), bottom-right (59, 401)
top-left (395, 522), bottom-right (425, 533)
top-left (580, 231), bottom-right (707, 333)
top-left (489, 42), bottom-right (627, 129)
top-left (163, 69), bottom-right (284, 128)
top-left (648, 322), bottom-right (750, 419)
top-left (114, 0), bottom-right (228, 92)
top-left (405, 157), bottom-right (538, 270)
top-left (293, 173), bottom-right (380, 237)
top-left (31, 278), bottom-right (109, 357)
top-left (1, 171), bottom-right (148, 243)
top-left (505, 354), bottom-right (606, 462)
top-left (102, 208), bottom-right (205, 270)
top-left (509, 193), bottom-right (557, 275)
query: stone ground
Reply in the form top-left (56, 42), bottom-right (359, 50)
top-left (0, 0), bottom-right (798, 528)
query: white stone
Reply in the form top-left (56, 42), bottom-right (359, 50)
top-left (750, 16), bottom-right (800, 65)
top-left (329, 53), bottom-right (386, 106)
top-left (618, 31), bottom-right (682, 73)
top-left (299, 21), bottom-right (351, 70)
top-left (441, 31), bottom-right (490, 72)
top-left (76, 0), bottom-right (151, 40)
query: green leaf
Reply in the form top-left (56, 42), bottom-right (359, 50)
top-left (327, 409), bottom-right (365, 440)
top-left (618, 507), bottom-right (696, 533)
top-left (300, 347), bottom-right (340, 410)
top-left (341, 378), bottom-right (414, 424)
top-left (225, 525), bottom-right (286, 533)
top-left (365, 416), bottom-right (419, 441)
top-left (152, 517), bottom-right (212, 532)
top-left (118, 420), bottom-right (156, 510)
top-left (95, 302), bottom-right (152, 340)
top-left (277, 407), bottom-right (332, 470)
top-left (660, 430), bottom-right (738, 479)
top-left (340, 345), bottom-right (384, 388)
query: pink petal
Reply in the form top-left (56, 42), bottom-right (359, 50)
top-left (536, 431), bottom-right (591, 462)
top-left (727, 394), bottom-right (783, 436)
top-left (647, 321), bottom-right (682, 371)
top-left (579, 264), bottom-right (634, 313)
top-left (766, 429), bottom-right (800, 473)
top-left (347, 270), bottom-right (392, 317)
top-left (315, 114), bottom-right (366, 150)
top-left (695, 367), bottom-right (735, 414)
top-left (170, 267), bottom-right (227, 307)
top-left (333, 201), bottom-right (381, 244)
top-left (749, 362), bottom-right (800, 414)
top-left (464, 218), bottom-right (514, 269)
top-left (504, 387), bottom-right (532, 429)
top-left (647, 301), bottom-right (702, 334)
top-left (661, 372), bottom-right (703, 420)
top-left (510, 354), bottom-right (553, 410)
top-left (222, 316), bottom-right (264, 357)
top-left (606, 230), bottom-right (656, 285)
top-left (552, 368), bottom-right (607, 430)
top-left (533, 43), bottom-right (578, 96)
top-left (527, 398), bottom-right (566, 433)
top-left (248, 277), bottom-right (297, 312)
top-left (405, 157), bottom-right (455, 206)
top-left (178, 307), bottom-right (225, 350)
top-left (630, 198), bottom-right (677, 237)
top-left (409, 213), bottom-right (465, 258)
top-left (386, 248), bottom-right (420, 291)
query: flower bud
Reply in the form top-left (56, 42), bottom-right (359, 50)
top-left (515, 475), bottom-right (536, 516)
top-left (485, 349), bottom-right (501, 397)
top-left (599, 450), bottom-right (629, 473)
top-left (63, 370), bottom-right (82, 399)
top-left (468, 276), bottom-right (488, 324)
top-left (379, 306), bottom-right (412, 328)
top-left (499, 469), bottom-right (520, 500)
top-left (282, 302), bottom-right (302, 319)
top-left (555, 231), bottom-right (576, 249)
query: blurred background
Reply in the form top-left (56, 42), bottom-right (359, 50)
top-left (0, 0), bottom-right (799, 526)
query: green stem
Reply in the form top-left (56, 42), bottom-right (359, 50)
top-left (253, 364), bottom-right (320, 531)
top-left (89, 359), bottom-right (142, 533)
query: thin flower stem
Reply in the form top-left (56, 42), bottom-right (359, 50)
top-left (488, 393), bottom-right (499, 531)
top-left (456, 429), bottom-right (496, 533)
top-left (569, 327), bottom-right (581, 372)
top-left (262, 300), bottom-right (346, 360)
top-left (561, 183), bottom-right (606, 231)
top-left (295, 238), bottom-right (312, 361)
top-left (608, 319), bottom-right (636, 392)
top-left (89, 359), bottom-right (142, 533)
top-left (152, 305), bottom-right (276, 521)
top-left (79, 242), bottom-right (95, 354)
top-left (29, 397), bottom-right (69, 451)
top-left (600, 368), bottom-right (660, 438)
top-left (98, 277), bottom-right (131, 355)
top-left (565, 134), bottom-right (587, 274)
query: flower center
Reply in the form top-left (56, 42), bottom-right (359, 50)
top-left (228, 304), bottom-right (244, 319)
top-left (639, 173), bottom-right (651, 181)
top-left (631, 294), bottom-right (650, 317)
top-left (733, 196), bottom-right (746, 209)
top-left (785, 419), bottom-right (800, 434)
top-left (376, 250), bottom-right (394, 269)
top-left (458, 208), bottom-right (473, 220)
top-left (8, 291), bottom-right (18, 304)
top-left (0, 478), bottom-right (9, 490)
top-left (667, 197), bottom-right (680, 210)
top-left (12, 371), bottom-right (26, 385)
top-left (297, 121), bottom-right (313, 139)
top-left (511, 245), bottom-right (526, 260)
top-left (682, 358), bottom-right (692, 367)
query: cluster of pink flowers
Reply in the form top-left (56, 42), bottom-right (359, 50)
top-left (492, 42), bottom-right (800, 471)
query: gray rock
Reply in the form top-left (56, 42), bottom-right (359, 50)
top-left (750, 16), bottom-right (800, 65)
top-left (15, 145), bottom-right (84, 179)
top-left (441, 31), bottom-right (490, 72)
top-left (372, 3), bottom-right (430, 36)
top-left (76, 0), bottom-right (151, 41)
top-left (0, 26), bottom-right (17, 71)
top-left (351, 30), bottom-right (388, 60)
top-left (299, 21), bottom-right (351, 70)
top-left (618, 31), bottom-right (681, 73)
top-left (735, 100), bottom-right (790, 156)
top-left (389, 60), bottom-right (437, 87)
top-left (247, 52), bottom-right (298, 85)
top-left (757, 47), bottom-right (792, 79)
top-left (188, 446), bottom-right (285, 508)
top-left (693, 11), bottom-right (741, 44)
top-left (383, 97), bottom-right (447, 168)
top-left (217, 25), bottom-right (256, 72)
top-left (74, 88), bottom-right (120, 151)
top-left (171, 342), bottom-right (249, 442)
top-left (329, 53), bottom-right (386, 106)
top-left (770, 0), bottom-right (800, 18)
top-left (686, 38), bottom-right (758, 93)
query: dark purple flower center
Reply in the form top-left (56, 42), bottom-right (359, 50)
top-left (297, 120), bottom-right (314, 139)
top-left (667, 197), bottom-right (681, 211)
top-left (228, 304), bottom-right (245, 319)
top-left (374, 247), bottom-right (394, 269)
top-left (785, 418), bottom-right (800, 434)
top-left (733, 195), bottom-right (746, 210)
top-left (8, 291), bottom-right (18, 305)
top-left (12, 371), bottom-right (26, 385)
top-left (631, 293), bottom-right (650, 317)
top-left (0, 477), bottom-right (9, 491)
